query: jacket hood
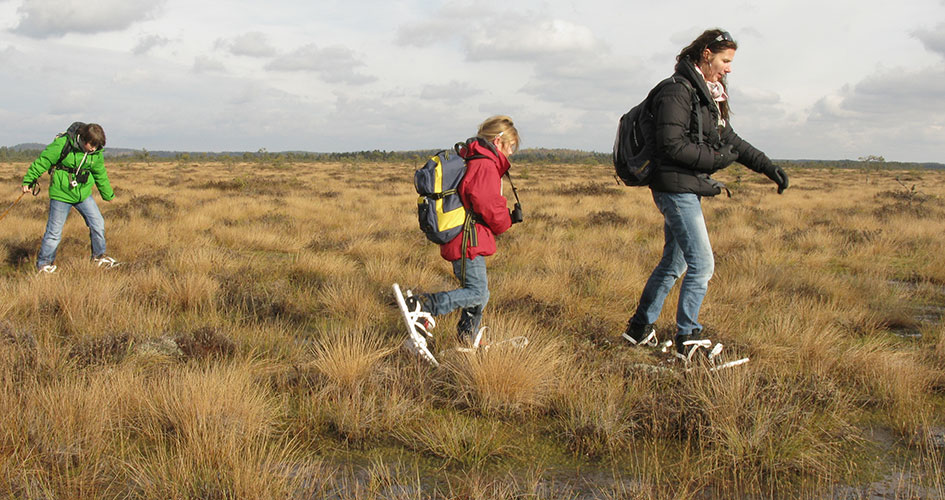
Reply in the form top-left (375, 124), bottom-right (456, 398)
top-left (463, 137), bottom-right (511, 177)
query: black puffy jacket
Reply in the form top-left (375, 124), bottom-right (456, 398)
top-left (648, 57), bottom-right (776, 195)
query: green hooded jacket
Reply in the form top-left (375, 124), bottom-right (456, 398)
top-left (22, 134), bottom-right (114, 204)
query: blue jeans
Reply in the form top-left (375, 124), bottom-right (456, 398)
top-left (429, 255), bottom-right (489, 334)
top-left (37, 197), bottom-right (107, 268)
top-left (631, 191), bottom-right (714, 336)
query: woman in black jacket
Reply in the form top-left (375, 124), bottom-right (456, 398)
top-left (622, 29), bottom-right (789, 363)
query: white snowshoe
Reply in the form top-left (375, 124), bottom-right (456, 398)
top-left (675, 338), bottom-right (749, 371)
top-left (392, 283), bottom-right (439, 367)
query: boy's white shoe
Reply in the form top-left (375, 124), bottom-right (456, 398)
top-left (37, 265), bottom-right (58, 274)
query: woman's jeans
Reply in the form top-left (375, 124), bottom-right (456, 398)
top-left (429, 255), bottom-right (490, 335)
top-left (631, 191), bottom-right (714, 336)
top-left (37, 197), bottom-right (107, 268)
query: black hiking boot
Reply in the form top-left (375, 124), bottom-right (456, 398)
top-left (404, 292), bottom-right (432, 314)
top-left (622, 321), bottom-right (657, 347)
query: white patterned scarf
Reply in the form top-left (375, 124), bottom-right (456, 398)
top-left (694, 64), bottom-right (728, 127)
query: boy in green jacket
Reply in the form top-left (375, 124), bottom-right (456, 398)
top-left (21, 122), bottom-right (117, 273)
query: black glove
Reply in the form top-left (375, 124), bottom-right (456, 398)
top-left (764, 164), bottom-right (789, 194)
top-left (712, 144), bottom-right (739, 170)
top-left (509, 203), bottom-right (523, 224)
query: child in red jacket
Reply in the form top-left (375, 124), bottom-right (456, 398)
top-left (398, 116), bottom-right (521, 357)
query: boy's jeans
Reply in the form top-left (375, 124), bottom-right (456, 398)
top-left (37, 197), bottom-right (106, 268)
top-left (631, 191), bottom-right (714, 336)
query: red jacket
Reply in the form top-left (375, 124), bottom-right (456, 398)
top-left (440, 139), bottom-right (512, 261)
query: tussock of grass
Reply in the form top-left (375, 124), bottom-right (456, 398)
top-left (310, 327), bottom-right (393, 390)
top-left (445, 316), bottom-right (564, 416)
top-left (682, 368), bottom-right (856, 486)
top-left (315, 277), bottom-right (386, 327)
top-left (316, 384), bottom-right (419, 443)
top-left (552, 369), bottom-right (634, 458)
top-left (126, 435), bottom-right (316, 499)
top-left (395, 412), bottom-right (514, 469)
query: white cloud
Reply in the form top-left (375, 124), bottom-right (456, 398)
top-left (216, 31), bottom-right (276, 58)
top-left (420, 81), bottom-right (483, 101)
top-left (13, 0), bottom-right (165, 38)
top-left (465, 18), bottom-right (604, 62)
top-left (193, 55), bottom-right (226, 74)
top-left (111, 68), bottom-right (153, 85)
top-left (265, 43), bottom-right (376, 85)
top-left (48, 88), bottom-right (93, 115)
top-left (396, 7), bottom-right (605, 64)
top-left (132, 34), bottom-right (169, 55)
top-left (0, 45), bottom-right (17, 60)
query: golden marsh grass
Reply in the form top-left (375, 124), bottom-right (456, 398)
top-left (1, 158), bottom-right (944, 498)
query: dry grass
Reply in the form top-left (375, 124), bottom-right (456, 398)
top-left (444, 315), bottom-right (564, 416)
top-left (310, 326), bottom-right (394, 390)
top-left (1, 159), bottom-right (944, 498)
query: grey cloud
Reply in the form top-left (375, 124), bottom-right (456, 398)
top-left (193, 56), bottom-right (226, 74)
top-left (521, 57), bottom-right (652, 113)
top-left (266, 43), bottom-right (376, 85)
top-left (394, 3), bottom-right (468, 47)
top-left (801, 66), bottom-right (945, 161)
top-left (913, 23), bottom-right (945, 58)
top-left (420, 81), bottom-right (483, 101)
top-left (326, 91), bottom-right (474, 150)
top-left (132, 34), bottom-right (169, 55)
top-left (0, 45), bottom-right (18, 61)
top-left (394, 21), bottom-right (442, 47)
top-left (216, 32), bottom-right (277, 58)
top-left (730, 86), bottom-right (784, 119)
top-left (810, 67), bottom-right (945, 121)
top-left (48, 88), bottom-right (92, 115)
top-left (12, 0), bottom-right (165, 38)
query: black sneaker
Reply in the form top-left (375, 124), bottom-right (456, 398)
top-left (674, 329), bottom-right (713, 364)
top-left (404, 292), bottom-right (434, 334)
top-left (622, 321), bottom-right (657, 347)
top-left (404, 293), bottom-right (426, 312)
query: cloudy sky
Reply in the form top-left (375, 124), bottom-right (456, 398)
top-left (0, 0), bottom-right (943, 162)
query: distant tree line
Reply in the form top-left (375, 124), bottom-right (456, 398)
top-left (1, 145), bottom-right (941, 170)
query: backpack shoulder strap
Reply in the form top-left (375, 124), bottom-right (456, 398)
top-left (662, 76), bottom-right (703, 145)
top-left (53, 122), bottom-right (85, 168)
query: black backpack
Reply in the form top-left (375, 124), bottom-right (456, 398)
top-left (54, 122), bottom-right (85, 168)
top-left (613, 77), bottom-right (699, 186)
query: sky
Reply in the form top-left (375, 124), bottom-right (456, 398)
top-left (0, 0), bottom-right (943, 162)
